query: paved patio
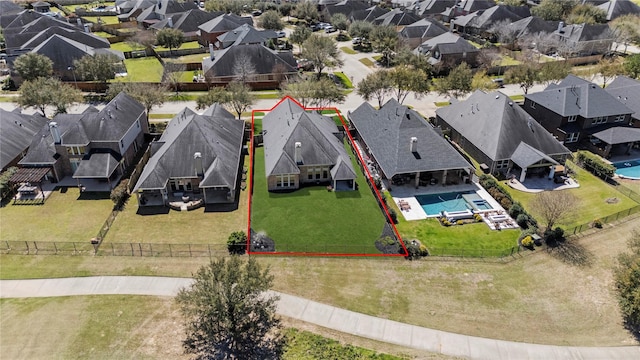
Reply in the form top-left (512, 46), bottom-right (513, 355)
top-left (507, 176), bottom-right (580, 193)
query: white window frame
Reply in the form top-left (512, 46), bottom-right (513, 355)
top-left (67, 146), bottom-right (85, 156)
top-left (495, 159), bottom-right (509, 169)
top-left (592, 116), bottom-right (607, 125)
top-left (566, 132), bottom-right (579, 143)
top-left (567, 115), bottom-right (577, 122)
top-left (276, 174), bottom-right (294, 188)
top-left (615, 114), bottom-right (625, 122)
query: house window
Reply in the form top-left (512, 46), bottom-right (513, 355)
top-left (592, 116), bottom-right (607, 125)
top-left (615, 114), bottom-right (625, 122)
top-left (66, 146), bottom-right (85, 156)
top-left (495, 159), bottom-right (510, 169)
top-left (276, 174), bottom-right (294, 188)
top-left (567, 115), bottom-right (577, 122)
top-left (566, 132), bottom-right (579, 143)
top-left (70, 159), bottom-right (81, 172)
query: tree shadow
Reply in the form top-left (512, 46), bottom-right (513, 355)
top-left (546, 238), bottom-right (595, 267)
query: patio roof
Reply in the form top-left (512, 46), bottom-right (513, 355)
top-left (73, 153), bottom-right (119, 179)
top-left (9, 167), bottom-right (50, 184)
top-left (510, 142), bottom-right (558, 169)
top-left (592, 127), bottom-right (640, 145)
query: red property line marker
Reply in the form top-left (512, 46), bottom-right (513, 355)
top-left (247, 96), bottom-right (408, 257)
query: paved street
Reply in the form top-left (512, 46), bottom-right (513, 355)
top-left (1, 276), bottom-right (639, 360)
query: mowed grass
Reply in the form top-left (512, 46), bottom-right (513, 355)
top-left (359, 58), bottom-right (375, 67)
top-left (155, 41), bottom-right (201, 52)
top-left (507, 160), bottom-right (638, 229)
top-left (251, 145), bottom-right (386, 254)
top-left (109, 42), bottom-right (144, 52)
top-left (113, 58), bottom-right (163, 82)
top-left (0, 188), bottom-right (113, 242)
top-left (82, 16), bottom-right (120, 25)
top-left (106, 159), bottom-right (249, 245)
top-left (340, 46), bottom-right (357, 55)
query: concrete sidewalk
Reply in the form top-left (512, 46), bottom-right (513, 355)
top-left (1, 276), bottom-right (638, 360)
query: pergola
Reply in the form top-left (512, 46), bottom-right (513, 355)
top-left (8, 167), bottom-right (50, 203)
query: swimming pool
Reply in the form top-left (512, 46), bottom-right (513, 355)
top-left (462, 193), bottom-right (493, 211)
top-left (415, 192), bottom-right (468, 216)
top-left (614, 160), bottom-right (640, 180)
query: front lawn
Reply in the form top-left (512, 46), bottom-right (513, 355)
top-left (0, 188), bottom-right (113, 242)
top-left (340, 46), bottom-right (357, 55)
top-left (113, 58), bottom-right (163, 82)
top-left (506, 160), bottom-right (638, 229)
top-left (250, 144), bottom-right (388, 254)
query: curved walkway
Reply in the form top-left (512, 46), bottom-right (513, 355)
top-left (1, 276), bottom-right (638, 360)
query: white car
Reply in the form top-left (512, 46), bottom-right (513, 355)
top-left (276, 31), bottom-right (286, 38)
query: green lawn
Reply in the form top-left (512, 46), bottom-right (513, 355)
top-left (149, 113), bottom-right (175, 119)
top-left (359, 58), bottom-right (375, 67)
top-left (506, 160), bottom-right (639, 229)
top-left (113, 58), bottom-right (163, 82)
top-left (176, 71), bottom-right (196, 82)
top-left (499, 55), bottom-right (521, 66)
top-left (251, 144), bottom-right (387, 254)
top-left (92, 31), bottom-right (113, 38)
top-left (109, 42), bottom-right (144, 52)
top-left (155, 41), bottom-right (201, 52)
top-left (0, 188), bottom-right (113, 242)
top-left (340, 46), bottom-right (357, 55)
top-left (334, 72), bottom-right (354, 89)
top-left (171, 53), bottom-right (210, 63)
top-left (82, 16), bottom-right (120, 25)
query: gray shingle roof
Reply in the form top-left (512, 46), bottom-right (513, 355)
top-left (592, 127), bottom-right (640, 144)
top-left (415, 32), bottom-right (478, 55)
top-left (349, 99), bottom-right (472, 179)
top-left (133, 105), bottom-right (244, 191)
top-left (510, 142), bottom-right (558, 169)
top-left (408, 0), bottom-right (457, 17)
top-left (507, 16), bottom-right (558, 38)
top-left (73, 153), bottom-right (120, 178)
top-left (0, 109), bottom-right (48, 169)
top-left (526, 75), bottom-right (634, 118)
top-left (28, 35), bottom-right (123, 73)
top-left (605, 75), bottom-right (640, 120)
top-left (436, 90), bottom-right (571, 162)
top-left (374, 8), bottom-right (421, 26)
top-left (15, 26), bottom-right (110, 51)
top-left (262, 98), bottom-right (355, 180)
top-left (198, 13), bottom-right (252, 33)
top-left (149, 9), bottom-right (218, 34)
top-left (202, 44), bottom-right (296, 79)
top-left (466, 5), bottom-right (527, 30)
top-left (598, 0), bottom-right (640, 21)
top-left (399, 18), bottom-right (448, 41)
top-left (554, 23), bottom-right (612, 42)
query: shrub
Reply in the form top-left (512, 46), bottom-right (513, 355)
top-left (227, 231), bottom-right (247, 255)
top-left (592, 218), bottom-right (603, 228)
top-left (0, 167), bottom-right (18, 199)
top-left (405, 242), bottom-right (421, 260)
top-left (474, 213), bottom-right (482, 222)
top-left (521, 235), bottom-right (534, 248)
top-left (387, 208), bottom-right (398, 224)
top-left (500, 197), bottom-right (513, 210)
top-left (456, 220), bottom-right (464, 225)
top-left (441, 219), bottom-right (452, 226)
top-left (509, 202), bottom-right (524, 218)
top-left (516, 213), bottom-right (532, 229)
top-left (110, 180), bottom-right (130, 211)
top-left (374, 177), bottom-right (382, 190)
top-left (544, 227), bottom-right (565, 244)
top-left (576, 150), bottom-right (615, 178)
top-left (419, 244), bottom-right (429, 256)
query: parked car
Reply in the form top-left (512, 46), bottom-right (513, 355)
top-left (252, 10), bottom-right (262, 16)
top-left (309, 23), bottom-right (322, 32)
top-left (276, 31), bottom-right (286, 38)
top-left (352, 37), bottom-right (361, 45)
top-left (318, 22), bottom-right (330, 29)
top-left (296, 59), bottom-right (314, 71)
top-left (325, 26), bottom-right (336, 33)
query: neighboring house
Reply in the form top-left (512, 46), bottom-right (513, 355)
top-left (215, 24), bottom-right (276, 49)
top-left (453, 5), bottom-right (528, 36)
top-left (136, 0), bottom-right (198, 28)
top-left (399, 18), bottom-right (449, 49)
top-left (117, 0), bottom-right (159, 21)
top-left (201, 44), bottom-right (297, 89)
top-left (262, 97), bottom-right (357, 191)
top-left (349, 5), bottom-right (389, 23)
top-left (407, 0), bottom-right (458, 19)
top-left (435, 90), bottom-right (571, 182)
top-left (414, 32), bottom-right (479, 68)
top-left (606, 76), bottom-right (640, 124)
top-left (441, 0), bottom-right (496, 22)
top-left (373, 8), bottom-right (421, 27)
top-left (9, 26), bottom-right (111, 54)
top-left (506, 16), bottom-right (558, 39)
top-left (553, 22), bottom-right (613, 57)
top-left (132, 104), bottom-right (244, 207)
top-left (523, 75), bottom-right (635, 158)
top-left (0, 0), bottom-right (23, 19)
top-left (197, 13), bottom-right (253, 47)
top-left (17, 92), bottom-right (147, 191)
top-left (597, 0), bottom-right (640, 21)
top-left (320, 0), bottom-right (369, 22)
top-left (0, 109), bottom-right (48, 171)
top-left (149, 8), bottom-right (219, 38)
top-left (348, 99), bottom-right (473, 188)
top-left (3, 11), bottom-right (81, 50)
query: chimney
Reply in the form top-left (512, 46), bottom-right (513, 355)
top-left (294, 142), bottom-right (302, 164)
top-left (194, 152), bottom-right (203, 176)
top-left (168, 17), bottom-right (173, 28)
top-left (209, 44), bottom-right (215, 60)
top-left (49, 122), bottom-right (61, 144)
top-left (558, 21), bottom-right (564, 33)
top-left (76, 18), bottom-right (82, 26)
top-left (83, 24), bottom-right (90, 33)
top-left (410, 137), bottom-right (418, 153)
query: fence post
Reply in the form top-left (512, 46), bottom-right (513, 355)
top-left (149, 243), bottom-right (153, 256)
top-left (208, 244), bottom-right (211, 258)
top-left (25, 241), bottom-right (29, 254)
top-left (33, 241), bottom-right (38, 254)
top-left (130, 243), bottom-right (134, 256)
top-left (54, 242), bottom-right (58, 254)
top-left (6, 241), bottom-right (10, 251)
top-left (139, 243), bottom-right (143, 256)
top-left (189, 244), bottom-right (192, 257)
top-left (73, 242), bottom-right (77, 254)
top-left (169, 243), bottom-right (172, 257)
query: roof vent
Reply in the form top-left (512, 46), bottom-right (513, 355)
top-left (410, 137), bottom-right (418, 153)
top-left (495, 95), bottom-right (499, 99)
top-left (294, 142), bottom-right (302, 164)
top-left (107, 109), bottom-right (112, 118)
top-left (508, 102), bottom-right (513, 106)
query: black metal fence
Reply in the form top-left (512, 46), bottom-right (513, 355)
top-left (1, 240), bottom-right (95, 255)
top-left (566, 205), bottom-right (640, 235)
top-left (97, 242), bottom-right (227, 257)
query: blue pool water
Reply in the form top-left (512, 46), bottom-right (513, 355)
top-left (416, 191), bottom-right (473, 216)
top-left (614, 160), bottom-right (640, 179)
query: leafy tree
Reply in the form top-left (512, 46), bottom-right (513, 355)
top-left (278, 3), bottom-right (294, 17)
top-left (611, 15), bottom-right (640, 53)
top-left (331, 13), bottom-right (349, 34)
top-left (531, 0), bottom-right (578, 21)
top-left (176, 257), bottom-right (284, 360)
top-left (530, 190), bottom-right (579, 230)
top-left (302, 34), bottom-right (343, 80)
top-left (19, 77), bottom-right (82, 117)
top-left (500, 0), bottom-right (525, 5)
top-left (370, 25), bottom-right (398, 67)
top-left (227, 231), bottom-right (247, 255)
top-left (13, 53), bottom-right (53, 81)
top-left (293, 0), bottom-right (319, 23)
top-left (205, 0), bottom-right (250, 15)
top-left (259, 10), bottom-right (284, 31)
top-left (196, 86), bottom-right (229, 110)
top-left (538, 61), bottom-right (571, 85)
top-left (614, 229), bottom-right (640, 331)
top-left (393, 46), bottom-right (432, 74)
top-left (567, 3), bottom-right (607, 25)
top-left (597, 58), bottom-right (624, 87)
top-left (73, 53), bottom-right (120, 82)
top-left (504, 62), bottom-right (539, 94)
top-left (107, 82), bottom-right (167, 117)
top-left (156, 28), bottom-right (184, 54)
top-left (0, 167), bottom-right (18, 199)
top-left (283, 77), bottom-right (345, 108)
top-left (225, 81), bottom-right (255, 120)
top-left (357, 70), bottom-right (392, 108)
top-left (625, 54), bottom-right (640, 79)
top-left (471, 70), bottom-right (499, 91)
top-left (489, 20), bottom-right (519, 48)
top-left (435, 62), bottom-right (473, 98)
top-left (289, 25), bottom-right (312, 54)
top-left (348, 20), bottom-right (374, 41)
top-left (387, 66), bottom-right (430, 104)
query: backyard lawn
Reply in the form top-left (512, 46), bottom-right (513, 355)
top-left (83, 16), bottom-right (120, 25)
top-left (506, 160), bottom-right (639, 229)
top-left (155, 41), bottom-right (202, 52)
top-left (113, 58), bottom-right (164, 82)
top-left (109, 42), bottom-right (144, 52)
top-left (0, 188), bottom-right (113, 242)
top-left (250, 145), bottom-right (388, 254)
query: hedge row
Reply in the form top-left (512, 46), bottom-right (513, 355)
top-left (575, 150), bottom-right (615, 178)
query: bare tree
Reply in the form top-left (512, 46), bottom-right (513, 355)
top-left (232, 52), bottom-right (257, 84)
top-left (489, 20), bottom-right (519, 49)
top-left (530, 190), bottom-right (579, 230)
top-left (163, 62), bottom-right (186, 95)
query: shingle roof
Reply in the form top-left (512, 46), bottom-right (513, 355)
top-left (510, 142), bottom-right (558, 169)
top-left (133, 105), bottom-right (244, 191)
top-left (374, 8), bottom-right (421, 26)
top-left (467, 5), bottom-right (527, 30)
top-left (436, 90), bottom-right (570, 162)
top-left (507, 16), bottom-right (558, 37)
top-left (526, 75), bottom-right (634, 118)
top-left (198, 13), bottom-right (252, 33)
top-left (15, 26), bottom-right (110, 50)
top-left (408, 0), bottom-right (457, 17)
top-left (202, 44), bottom-right (296, 79)
top-left (350, 6), bottom-right (388, 22)
top-left (399, 18), bottom-right (448, 41)
top-left (0, 109), bottom-right (48, 169)
top-left (149, 9), bottom-right (218, 34)
top-left (0, 0), bottom-right (23, 15)
top-left (349, 99), bottom-right (472, 179)
top-left (216, 24), bottom-right (275, 48)
top-left (415, 32), bottom-right (478, 55)
top-left (592, 126), bottom-right (640, 144)
top-left (605, 75), bottom-right (640, 120)
top-left (136, 0), bottom-right (197, 22)
top-left (262, 98), bottom-right (355, 180)
top-left (598, 0), bottom-right (640, 21)
top-left (555, 23), bottom-right (612, 42)
top-left (73, 153), bottom-right (120, 178)
top-left (29, 35), bottom-right (124, 72)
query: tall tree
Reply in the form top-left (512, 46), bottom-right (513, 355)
top-left (196, 86), bottom-right (229, 110)
top-left (225, 81), bottom-right (255, 120)
top-left (489, 20), bottom-right (519, 49)
top-left (127, 29), bottom-right (156, 50)
top-left (538, 61), bottom-right (571, 85)
top-left (156, 28), bottom-right (184, 54)
top-left (597, 58), bottom-right (624, 87)
top-left (614, 229), bottom-right (640, 332)
top-left (348, 20), bottom-right (374, 42)
top-left (370, 25), bottom-right (398, 67)
top-left (331, 13), bottom-right (349, 34)
top-left (567, 3), bottom-right (607, 25)
top-left (176, 257), bottom-right (284, 360)
top-left (163, 62), bottom-right (186, 94)
top-left (471, 70), bottom-right (499, 91)
top-left (357, 70), bottom-right (392, 108)
top-left (259, 10), bottom-right (284, 31)
top-left (19, 77), bottom-right (82, 117)
top-left (611, 15), bottom-right (640, 53)
top-left (302, 34), bottom-right (343, 80)
top-left (435, 62), bottom-right (473, 98)
top-left (530, 190), bottom-right (579, 229)
top-left (73, 53), bottom-right (120, 82)
top-left (531, 0), bottom-right (578, 21)
top-left (107, 82), bottom-right (167, 117)
top-left (293, 0), bottom-right (319, 23)
top-left (625, 54), bottom-right (640, 79)
top-left (205, 0), bottom-right (250, 15)
top-left (13, 53), bottom-right (53, 81)
top-left (504, 62), bottom-right (539, 94)
top-left (289, 25), bottom-right (312, 54)
top-left (232, 51), bottom-right (257, 84)
top-left (387, 66), bottom-right (430, 104)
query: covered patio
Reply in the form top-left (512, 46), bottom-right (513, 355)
top-left (591, 127), bottom-right (640, 159)
top-left (72, 153), bottom-right (123, 192)
top-left (508, 142), bottom-right (561, 183)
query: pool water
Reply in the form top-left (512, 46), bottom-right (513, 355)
top-left (416, 191), bottom-right (473, 216)
top-left (462, 193), bottom-right (493, 211)
top-left (614, 160), bottom-right (640, 180)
